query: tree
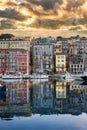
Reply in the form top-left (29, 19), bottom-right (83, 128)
top-left (0, 34), bottom-right (14, 40)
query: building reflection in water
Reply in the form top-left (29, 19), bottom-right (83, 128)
top-left (0, 80), bottom-right (31, 119)
top-left (0, 80), bottom-right (87, 119)
top-left (30, 81), bottom-right (55, 114)
top-left (31, 80), bottom-right (87, 115)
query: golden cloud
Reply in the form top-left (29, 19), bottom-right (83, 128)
top-left (0, 0), bottom-right (87, 33)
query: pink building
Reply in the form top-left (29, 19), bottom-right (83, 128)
top-left (0, 49), bottom-right (30, 74)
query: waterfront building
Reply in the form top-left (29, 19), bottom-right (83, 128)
top-left (80, 37), bottom-right (87, 71)
top-left (69, 63), bottom-right (84, 74)
top-left (32, 41), bottom-right (54, 73)
top-left (0, 49), bottom-right (30, 74)
top-left (55, 53), bottom-right (66, 73)
top-left (0, 40), bottom-right (30, 51)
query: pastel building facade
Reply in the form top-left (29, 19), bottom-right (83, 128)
top-left (55, 53), bottom-right (66, 73)
top-left (69, 63), bottom-right (84, 74)
top-left (0, 49), bottom-right (30, 74)
top-left (32, 44), bottom-right (54, 73)
top-left (0, 40), bottom-right (30, 51)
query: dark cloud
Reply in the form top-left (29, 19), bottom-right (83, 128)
top-left (0, 0), bottom-right (87, 31)
top-left (29, 18), bottom-right (78, 29)
top-left (26, 0), bottom-right (63, 10)
top-left (0, 8), bottom-right (28, 21)
top-left (29, 19), bottom-right (60, 29)
top-left (65, 0), bottom-right (85, 11)
top-left (0, 19), bottom-right (17, 30)
top-left (19, 2), bottom-right (57, 17)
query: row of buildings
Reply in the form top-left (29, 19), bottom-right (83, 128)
top-left (31, 35), bottom-right (87, 74)
top-left (0, 35), bottom-right (87, 74)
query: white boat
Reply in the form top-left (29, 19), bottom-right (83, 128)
top-left (2, 72), bottom-right (23, 79)
top-left (61, 72), bottom-right (74, 82)
top-left (1, 79), bottom-right (22, 83)
top-left (29, 73), bottom-right (49, 79)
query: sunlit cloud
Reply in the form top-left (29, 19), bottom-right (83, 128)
top-left (0, 0), bottom-right (87, 36)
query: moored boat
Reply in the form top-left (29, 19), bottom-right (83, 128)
top-left (60, 72), bottom-right (74, 82)
top-left (61, 71), bottom-right (87, 81)
top-left (29, 73), bottom-right (49, 79)
top-left (2, 72), bottom-right (23, 79)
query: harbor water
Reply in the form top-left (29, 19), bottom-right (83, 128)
top-left (0, 79), bottom-right (87, 130)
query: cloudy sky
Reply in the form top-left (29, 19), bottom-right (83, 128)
top-left (0, 0), bottom-right (87, 37)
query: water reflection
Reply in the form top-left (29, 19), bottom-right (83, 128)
top-left (0, 80), bottom-right (31, 120)
top-left (0, 80), bottom-right (87, 119)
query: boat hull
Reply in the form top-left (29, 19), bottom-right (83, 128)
top-left (2, 75), bottom-right (23, 79)
top-left (29, 74), bottom-right (48, 79)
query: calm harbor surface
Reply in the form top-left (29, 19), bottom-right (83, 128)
top-left (0, 79), bottom-right (87, 130)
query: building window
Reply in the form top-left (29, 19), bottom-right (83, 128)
top-left (71, 65), bottom-right (73, 67)
top-left (58, 56), bottom-right (60, 58)
top-left (81, 65), bottom-right (82, 67)
top-left (22, 63), bottom-right (24, 66)
top-left (61, 56), bottom-right (64, 58)
top-left (74, 65), bottom-right (76, 67)
top-left (62, 64), bottom-right (64, 67)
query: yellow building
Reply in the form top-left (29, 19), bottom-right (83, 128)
top-left (55, 53), bottom-right (66, 72)
top-left (56, 81), bottom-right (66, 99)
